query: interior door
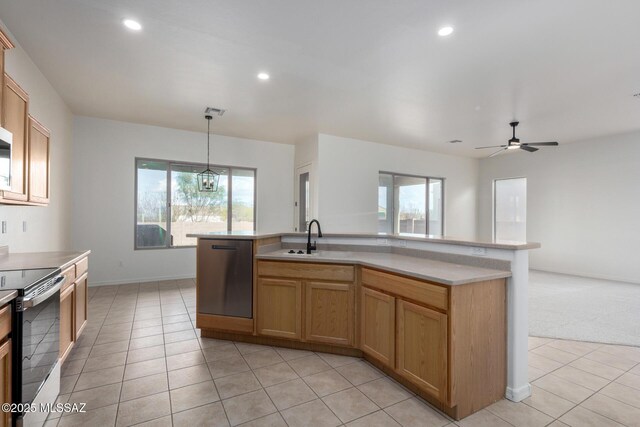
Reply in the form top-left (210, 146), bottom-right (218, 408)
top-left (294, 164), bottom-right (312, 232)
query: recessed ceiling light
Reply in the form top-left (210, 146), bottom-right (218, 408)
top-left (438, 26), bottom-right (454, 37)
top-left (257, 72), bottom-right (270, 80)
top-left (123, 19), bottom-right (142, 31)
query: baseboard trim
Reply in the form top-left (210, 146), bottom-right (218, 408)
top-left (530, 268), bottom-right (640, 285)
top-left (505, 383), bottom-right (532, 402)
top-left (89, 274), bottom-right (195, 287)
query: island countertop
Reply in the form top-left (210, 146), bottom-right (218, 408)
top-left (256, 249), bottom-right (511, 286)
top-left (188, 231), bottom-right (540, 250)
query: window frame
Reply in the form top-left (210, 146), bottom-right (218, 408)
top-left (378, 171), bottom-right (445, 236)
top-left (134, 157), bottom-right (257, 250)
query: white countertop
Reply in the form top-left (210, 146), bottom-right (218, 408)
top-left (256, 249), bottom-right (511, 286)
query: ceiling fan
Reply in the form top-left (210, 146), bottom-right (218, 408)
top-left (476, 121), bottom-right (559, 157)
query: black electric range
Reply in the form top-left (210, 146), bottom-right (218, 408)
top-left (0, 267), bottom-right (64, 426)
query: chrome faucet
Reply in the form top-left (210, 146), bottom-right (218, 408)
top-left (306, 219), bottom-right (323, 254)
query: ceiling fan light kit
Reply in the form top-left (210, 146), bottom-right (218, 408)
top-left (477, 121), bottom-right (559, 157)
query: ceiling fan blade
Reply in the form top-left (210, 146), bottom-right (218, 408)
top-left (520, 145), bottom-right (538, 152)
top-left (488, 148), bottom-right (506, 157)
top-left (522, 141), bottom-right (558, 146)
top-left (475, 145), bottom-right (507, 149)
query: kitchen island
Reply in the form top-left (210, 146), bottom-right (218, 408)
top-left (189, 231), bottom-right (539, 419)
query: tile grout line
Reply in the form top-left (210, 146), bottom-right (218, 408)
top-left (158, 282), bottom-right (175, 427)
top-left (114, 281), bottom-right (141, 427)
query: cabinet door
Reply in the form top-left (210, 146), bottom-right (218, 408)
top-left (27, 116), bottom-right (50, 204)
top-left (305, 281), bottom-right (354, 346)
top-left (0, 339), bottom-right (10, 427)
top-left (396, 299), bottom-right (448, 402)
top-left (75, 272), bottom-right (88, 337)
top-left (1, 74), bottom-right (28, 202)
top-left (60, 284), bottom-right (75, 362)
top-left (257, 278), bottom-right (302, 339)
top-left (361, 287), bottom-right (395, 366)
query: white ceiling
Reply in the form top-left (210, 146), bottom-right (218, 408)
top-left (1, 0), bottom-right (639, 157)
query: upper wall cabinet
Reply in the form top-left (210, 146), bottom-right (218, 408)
top-left (27, 116), bottom-right (50, 205)
top-left (0, 28), bottom-right (51, 206)
top-left (0, 29), bottom-right (15, 121)
top-left (0, 74), bottom-right (29, 202)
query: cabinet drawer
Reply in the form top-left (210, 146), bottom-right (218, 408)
top-left (0, 304), bottom-right (10, 340)
top-left (75, 257), bottom-right (88, 277)
top-left (61, 265), bottom-right (75, 292)
top-left (361, 268), bottom-right (448, 311)
top-left (258, 261), bottom-right (354, 282)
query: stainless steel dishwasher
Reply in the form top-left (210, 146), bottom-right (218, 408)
top-left (197, 239), bottom-right (253, 318)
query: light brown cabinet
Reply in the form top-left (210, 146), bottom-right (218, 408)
top-left (396, 298), bottom-right (448, 402)
top-left (257, 278), bottom-right (302, 339)
top-left (0, 339), bottom-right (11, 427)
top-left (0, 31), bottom-right (53, 207)
top-left (252, 261), bottom-right (506, 420)
top-left (75, 272), bottom-right (88, 337)
top-left (59, 257), bottom-right (89, 364)
top-left (360, 286), bottom-right (395, 367)
top-left (59, 283), bottom-right (75, 362)
top-left (0, 30), bottom-right (14, 121)
top-left (305, 281), bottom-right (354, 346)
top-left (27, 116), bottom-right (50, 204)
top-left (0, 74), bottom-right (28, 202)
top-left (257, 261), bottom-right (355, 346)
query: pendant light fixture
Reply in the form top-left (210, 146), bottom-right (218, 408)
top-left (198, 113), bottom-right (220, 192)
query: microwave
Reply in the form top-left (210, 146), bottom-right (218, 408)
top-left (0, 126), bottom-right (12, 191)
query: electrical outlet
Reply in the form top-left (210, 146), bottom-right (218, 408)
top-left (471, 247), bottom-right (488, 256)
top-left (397, 240), bottom-right (407, 248)
top-left (22, 221), bottom-right (27, 232)
top-left (376, 238), bottom-right (389, 245)
top-left (1, 221), bottom-right (6, 234)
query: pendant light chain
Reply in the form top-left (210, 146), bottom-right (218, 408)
top-left (207, 116), bottom-right (211, 169)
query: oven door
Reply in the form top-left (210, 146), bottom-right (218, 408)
top-left (14, 277), bottom-right (62, 411)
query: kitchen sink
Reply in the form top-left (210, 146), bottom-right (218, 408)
top-left (280, 250), bottom-right (352, 258)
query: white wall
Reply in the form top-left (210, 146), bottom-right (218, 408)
top-left (0, 22), bottom-right (74, 252)
top-left (293, 135), bottom-right (319, 226)
top-left (316, 134), bottom-right (479, 238)
top-left (478, 131), bottom-right (640, 283)
top-left (72, 117), bottom-right (294, 285)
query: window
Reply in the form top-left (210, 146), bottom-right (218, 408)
top-left (494, 177), bottom-right (526, 242)
top-left (135, 158), bottom-right (256, 249)
top-left (378, 172), bottom-right (444, 236)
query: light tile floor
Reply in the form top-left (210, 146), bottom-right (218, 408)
top-left (45, 279), bottom-right (640, 427)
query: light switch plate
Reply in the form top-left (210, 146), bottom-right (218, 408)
top-left (23, 221), bottom-right (27, 232)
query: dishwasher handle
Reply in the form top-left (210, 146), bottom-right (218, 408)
top-left (211, 245), bottom-right (238, 250)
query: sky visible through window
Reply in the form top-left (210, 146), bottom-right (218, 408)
top-left (137, 168), bottom-right (254, 204)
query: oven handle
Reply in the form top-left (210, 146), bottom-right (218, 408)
top-left (21, 276), bottom-right (65, 310)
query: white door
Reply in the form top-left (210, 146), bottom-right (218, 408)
top-left (294, 164), bottom-right (312, 232)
